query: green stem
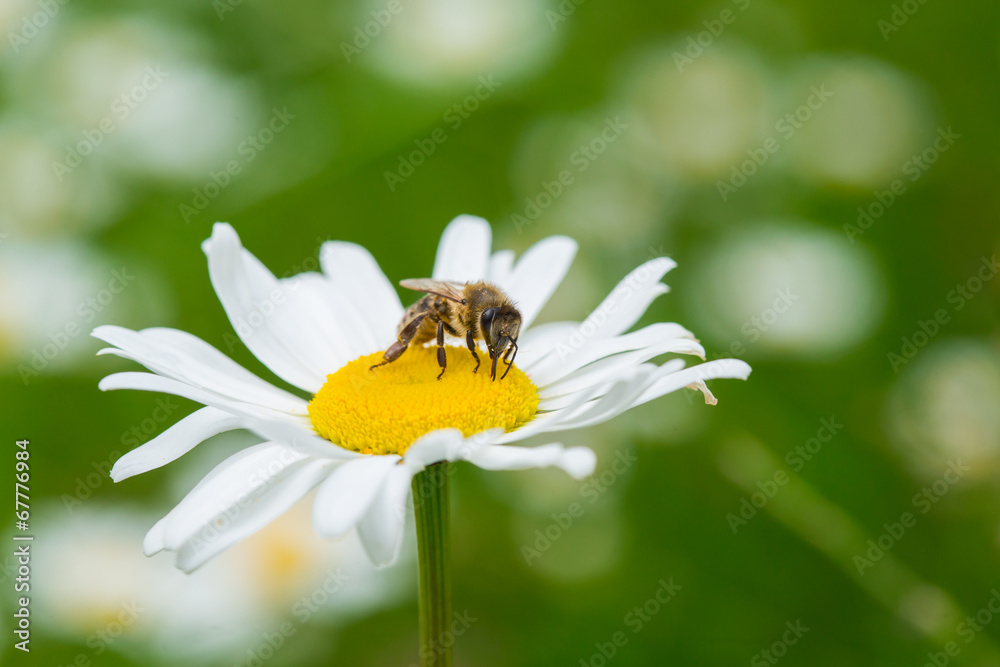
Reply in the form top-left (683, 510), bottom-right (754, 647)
top-left (412, 462), bottom-right (453, 667)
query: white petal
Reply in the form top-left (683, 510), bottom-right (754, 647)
top-left (238, 416), bottom-right (362, 461)
top-left (582, 257), bottom-right (676, 339)
top-left (158, 442), bottom-right (307, 548)
top-left (466, 442), bottom-right (596, 480)
top-left (93, 325), bottom-right (306, 414)
top-left (143, 516), bottom-right (168, 555)
top-left (498, 367), bottom-right (655, 443)
top-left (539, 359), bottom-right (688, 410)
top-left (526, 258), bottom-right (675, 370)
top-left (514, 321), bottom-right (578, 371)
top-left (111, 407), bottom-right (244, 482)
top-left (356, 464), bottom-right (416, 566)
top-left (312, 456), bottom-right (401, 539)
top-left (537, 332), bottom-right (702, 401)
top-left (204, 222), bottom-right (339, 392)
top-left (527, 322), bottom-right (696, 388)
top-left (173, 453), bottom-right (334, 572)
top-left (148, 441), bottom-right (337, 570)
top-left (547, 366), bottom-right (658, 430)
top-left (488, 249), bottom-right (516, 285)
top-left (402, 428), bottom-right (484, 468)
top-left (99, 372), bottom-right (310, 425)
top-left (496, 386), bottom-right (603, 444)
top-left (286, 272), bottom-right (373, 363)
top-left (432, 215), bottom-right (491, 282)
top-left (321, 241), bottom-right (404, 348)
top-left (632, 358), bottom-right (752, 408)
top-left (495, 236), bottom-right (577, 329)
top-left (684, 380), bottom-right (718, 406)
top-left (539, 359), bottom-right (752, 435)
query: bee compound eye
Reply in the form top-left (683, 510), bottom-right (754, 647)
top-left (480, 307), bottom-right (497, 331)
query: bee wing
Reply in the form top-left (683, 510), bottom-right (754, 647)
top-left (399, 278), bottom-right (467, 303)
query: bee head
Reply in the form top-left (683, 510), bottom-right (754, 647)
top-left (481, 305), bottom-right (521, 380)
top-left (480, 305), bottom-right (520, 349)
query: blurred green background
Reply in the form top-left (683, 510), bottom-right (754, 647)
top-left (2, 0), bottom-right (999, 665)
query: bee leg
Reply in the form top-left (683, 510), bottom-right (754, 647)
top-left (466, 330), bottom-right (481, 373)
top-left (370, 313), bottom-right (427, 371)
top-left (436, 319), bottom-right (447, 380)
top-left (500, 341), bottom-right (518, 380)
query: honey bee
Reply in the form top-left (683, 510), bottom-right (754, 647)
top-left (370, 279), bottom-right (522, 381)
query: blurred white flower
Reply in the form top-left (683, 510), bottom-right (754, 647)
top-left (0, 0), bottom-right (30, 37)
top-left (8, 16), bottom-right (260, 181)
top-left (886, 340), bottom-right (1000, 479)
top-left (0, 118), bottom-right (124, 237)
top-left (684, 222), bottom-right (885, 358)
top-left (782, 56), bottom-right (933, 188)
top-left (0, 241), bottom-right (120, 372)
top-left (31, 501), bottom-right (402, 665)
top-left (0, 0), bottom-right (68, 60)
top-left (0, 241), bottom-right (171, 378)
top-left (509, 113), bottom-right (680, 245)
top-left (364, 0), bottom-right (557, 87)
top-left (619, 46), bottom-right (772, 179)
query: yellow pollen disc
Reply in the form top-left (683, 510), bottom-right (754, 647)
top-left (308, 346), bottom-right (539, 456)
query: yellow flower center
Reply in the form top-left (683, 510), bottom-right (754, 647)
top-left (308, 346), bottom-right (539, 456)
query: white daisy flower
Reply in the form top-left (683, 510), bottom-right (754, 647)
top-left (95, 215), bottom-right (750, 573)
